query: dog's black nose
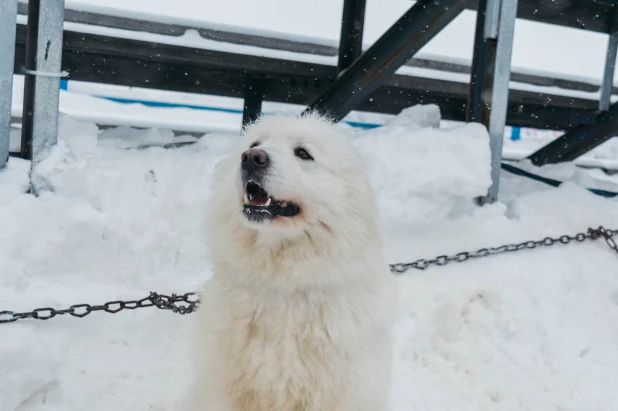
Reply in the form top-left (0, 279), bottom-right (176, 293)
top-left (241, 148), bottom-right (269, 170)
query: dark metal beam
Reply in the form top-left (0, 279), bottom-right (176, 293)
top-left (14, 24), bottom-right (601, 130)
top-left (20, 0), bottom-right (41, 161)
top-left (16, 1), bottom-right (618, 91)
top-left (242, 78), bottom-right (266, 128)
top-left (529, 102), bottom-right (618, 165)
top-left (337, 0), bottom-right (366, 73)
top-left (467, 0), bottom-right (618, 33)
top-left (466, 0), bottom-right (496, 124)
top-left (304, 0), bottom-right (470, 121)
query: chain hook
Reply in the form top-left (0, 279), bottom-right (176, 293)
top-left (598, 226), bottom-right (618, 254)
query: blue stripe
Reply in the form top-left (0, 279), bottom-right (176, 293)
top-left (57, 79), bottom-right (384, 130)
top-left (98, 96), bottom-right (384, 129)
top-left (344, 121), bottom-right (382, 129)
top-left (99, 96), bottom-right (246, 115)
top-left (61, 80), bottom-right (385, 128)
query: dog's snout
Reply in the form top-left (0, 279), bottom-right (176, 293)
top-left (241, 148), bottom-right (270, 170)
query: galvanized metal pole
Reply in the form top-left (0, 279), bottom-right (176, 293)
top-left (599, 31), bottom-right (618, 112)
top-left (0, 0), bottom-right (18, 170)
top-left (20, 0), bottom-right (66, 164)
top-left (484, 0), bottom-right (518, 204)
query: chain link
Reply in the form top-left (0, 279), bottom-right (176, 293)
top-left (0, 292), bottom-right (198, 324)
top-left (1, 226), bottom-right (616, 324)
top-left (389, 226), bottom-right (617, 274)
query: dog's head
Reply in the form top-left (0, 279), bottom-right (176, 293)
top-left (207, 114), bottom-right (381, 266)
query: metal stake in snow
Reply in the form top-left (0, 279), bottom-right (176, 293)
top-left (1, 227), bottom-right (616, 324)
top-left (468, 0), bottom-right (518, 205)
top-left (20, 0), bottom-right (66, 164)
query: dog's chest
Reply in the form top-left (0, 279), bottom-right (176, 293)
top-left (219, 289), bottom-right (362, 409)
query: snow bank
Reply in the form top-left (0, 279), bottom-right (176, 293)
top-left (353, 105), bottom-right (491, 225)
top-left (1, 108), bottom-right (617, 411)
top-left (388, 183), bottom-right (618, 411)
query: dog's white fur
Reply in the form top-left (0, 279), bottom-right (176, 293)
top-left (188, 114), bottom-right (397, 411)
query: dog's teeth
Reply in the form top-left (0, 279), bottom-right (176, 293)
top-left (244, 194), bottom-right (249, 204)
top-left (281, 202), bottom-right (288, 208)
top-left (265, 197), bottom-right (272, 207)
top-left (248, 193), bottom-right (254, 201)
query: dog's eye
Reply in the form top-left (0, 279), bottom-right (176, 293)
top-left (250, 141), bottom-right (260, 148)
top-left (294, 147), bottom-right (314, 161)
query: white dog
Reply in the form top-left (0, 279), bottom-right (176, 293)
top-left (188, 114), bottom-right (397, 411)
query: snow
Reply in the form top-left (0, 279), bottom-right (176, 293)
top-left (2, 106), bottom-right (618, 411)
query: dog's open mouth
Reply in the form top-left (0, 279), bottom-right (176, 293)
top-left (242, 181), bottom-right (300, 223)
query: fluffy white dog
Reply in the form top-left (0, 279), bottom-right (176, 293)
top-left (188, 114), bottom-right (397, 411)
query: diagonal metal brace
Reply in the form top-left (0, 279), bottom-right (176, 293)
top-left (529, 101), bottom-right (618, 165)
top-left (303, 0), bottom-right (471, 121)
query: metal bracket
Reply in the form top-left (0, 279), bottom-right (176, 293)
top-left (22, 67), bottom-right (69, 78)
top-left (484, 0), bottom-right (501, 39)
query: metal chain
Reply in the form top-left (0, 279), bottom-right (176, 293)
top-left (0, 292), bottom-right (198, 324)
top-left (1, 226), bottom-right (616, 324)
top-left (390, 226), bottom-right (617, 274)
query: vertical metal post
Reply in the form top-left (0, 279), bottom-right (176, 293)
top-left (242, 78), bottom-right (265, 130)
top-left (467, 0), bottom-right (497, 124)
top-left (337, 0), bottom-right (367, 73)
top-left (20, 0), bottom-right (66, 164)
top-left (482, 0), bottom-right (518, 204)
top-left (0, 0), bottom-right (18, 170)
top-left (599, 32), bottom-right (618, 112)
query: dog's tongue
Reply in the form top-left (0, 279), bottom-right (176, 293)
top-left (246, 182), bottom-right (270, 206)
top-left (250, 196), bottom-right (268, 206)
top-left (248, 189), bottom-right (269, 206)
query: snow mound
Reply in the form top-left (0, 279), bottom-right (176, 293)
top-left (354, 106), bottom-right (491, 225)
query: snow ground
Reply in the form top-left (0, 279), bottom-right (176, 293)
top-left (1, 106), bottom-right (618, 411)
